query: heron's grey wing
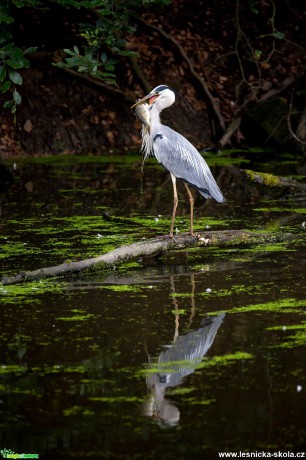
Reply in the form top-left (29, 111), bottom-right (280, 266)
top-left (153, 127), bottom-right (224, 203)
top-left (156, 313), bottom-right (225, 387)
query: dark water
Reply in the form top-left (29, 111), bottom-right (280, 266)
top-left (0, 153), bottom-right (306, 459)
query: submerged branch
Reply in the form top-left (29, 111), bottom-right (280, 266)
top-left (1, 230), bottom-right (294, 285)
top-left (241, 169), bottom-right (306, 191)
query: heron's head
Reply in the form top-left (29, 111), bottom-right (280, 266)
top-left (131, 85), bottom-right (175, 111)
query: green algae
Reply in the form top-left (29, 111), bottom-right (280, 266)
top-left (138, 352), bottom-right (253, 378)
top-left (254, 207), bottom-right (306, 215)
top-left (57, 314), bottom-right (95, 321)
top-left (116, 260), bottom-right (142, 271)
top-left (268, 323), bottom-right (306, 331)
top-left (0, 240), bottom-right (38, 260)
top-left (167, 387), bottom-right (195, 395)
top-left (63, 406), bottom-right (95, 417)
top-left (196, 352), bottom-right (253, 369)
top-left (10, 154), bottom-right (140, 167)
top-left (139, 360), bottom-right (198, 376)
top-left (182, 397), bottom-right (216, 405)
top-left (0, 365), bottom-right (28, 375)
top-left (193, 216), bottom-right (229, 230)
top-left (267, 322), bottom-right (306, 348)
top-left (89, 396), bottom-right (142, 403)
top-left (102, 284), bottom-right (144, 292)
top-left (34, 364), bottom-right (88, 375)
top-left (1, 212), bottom-right (145, 268)
top-left (171, 308), bottom-right (187, 315)
top-left (244, 170), bottom-right (281, 187)
top-left (204, 156), bottom-right (250, 167)
top-left (244, 242), bottom-right (292, 252)
top-left (6, 151), bottom-right (253, 173)
top-left (212, 298), bottom-right (306, 315)
top-left (284, 331), bottom-right (306, 348)
top-left (201, 286), bottom-right (253, 298)
top-left (169, 292), bottom-right (196, 299)
top-left (0, 279), bottom-right (67, 304)
top-left (171, 282), bottom-right (275, 300)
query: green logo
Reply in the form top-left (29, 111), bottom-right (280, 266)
top-left (0, 449), bottom-right (39, 459)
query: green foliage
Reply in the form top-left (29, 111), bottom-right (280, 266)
top-left (0, 41), bottom-right (37, 118)
top-left (0, 0), bottom-right (170, 115)
top-left (54, 45), bottom-right (118, 85)
top-left (53, 1), bottom-right (140, 82)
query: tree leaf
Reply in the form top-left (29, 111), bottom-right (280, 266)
top-left (6, 46), bottom-right (23, 59)
top-left (8, 69), bottom-right (23, 85)
top-left (0, 29), bottom-right (13, 45)
top-left (0, 5), bottom-right (14, 24)
top-left (273, 31), bottom-right (285, 40)
top-left (63, 48), bottom-right (76, 56)
top-left (3, 99), bottom-right (14, 108)
top-left (116, 50), bottom-right (138, 58)
top-left (13, 88), bottom-right (22, 104)
top-left (24, 46), bottom-right (37, 55)
top-left (1, 80), bottom-right (11, 92)
top-left (6, 57), bottom-right (30, 69)
top-left (0, 66), bottom-right (7, 82)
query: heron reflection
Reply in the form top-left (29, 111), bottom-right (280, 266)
top-left (142, 313), bottom-right (225, 426)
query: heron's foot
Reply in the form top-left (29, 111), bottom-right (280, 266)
top-left (187, 230), bottom-right (198, 239)
top-left (169, 232), bottom-right (178, 241)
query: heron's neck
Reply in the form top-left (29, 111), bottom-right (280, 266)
top-left (149, 105), bottom-right (163, 132)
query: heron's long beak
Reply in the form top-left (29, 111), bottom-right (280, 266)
top-left (130, 92), bottom-right (159, 109)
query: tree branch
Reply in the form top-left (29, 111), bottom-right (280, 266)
top-left (259, 75), bottom-right (296, 102)
top-left (219, 116), bottom-right (242, 147)
top-left (1, 230), bottom-right (294, 285)
top-left (57, 67), bottom-right (133, 104)
top-left (219, 74), bottom-right (301, 146)
top-left (139, 19), bottom-right (226, 132)
top-left (129, 57), bottom-right (152, 94)
top-left (287, 91), bottom-right (306, 146)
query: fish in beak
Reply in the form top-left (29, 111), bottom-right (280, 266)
top-left (130, 91), bottom-right (160, 109)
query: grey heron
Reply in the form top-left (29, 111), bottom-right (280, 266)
top-left (142, 313), bottom-right (225, 425)
top-left (131, 85), bottom-right (225, 237)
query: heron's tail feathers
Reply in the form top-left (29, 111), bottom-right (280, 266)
top-left (198, 183), bottom-right (225, 203)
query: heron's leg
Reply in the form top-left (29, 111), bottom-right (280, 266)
top-left (184, 183), bottom-right (194, 234)
top-left (170, 173), bottom-right (178, 238)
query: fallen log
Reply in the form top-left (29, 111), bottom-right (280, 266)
top-left (1, 230), bottom-right (294, 285)
top-left (241, 169), bottom-right (306, 191)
